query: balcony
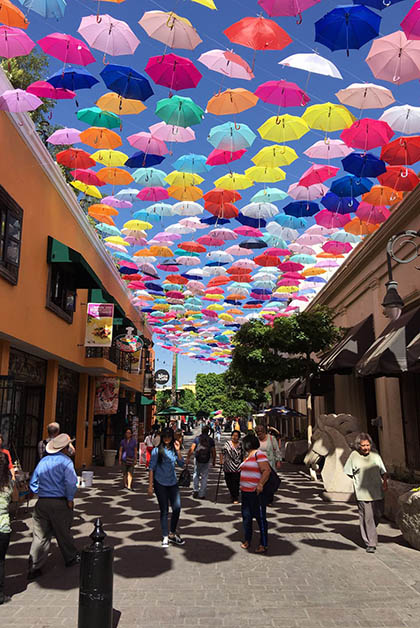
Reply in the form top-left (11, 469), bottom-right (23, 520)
top-left (85, 345), bottom-right (138, 374)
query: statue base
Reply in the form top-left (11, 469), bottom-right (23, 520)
top-left (321, 491), bottom-right (356, 503)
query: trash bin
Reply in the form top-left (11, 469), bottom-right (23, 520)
top-left (103, 450), bottom-right (117, 467)
top-left (82, 471), bottom-right (94, 487)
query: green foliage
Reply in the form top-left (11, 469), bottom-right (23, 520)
top-left (195, 372), bottom-right (255, 419)
top-left (156, 388), bottom-right (198, 416)
top-left (156, 389), bottom-right (171, 413)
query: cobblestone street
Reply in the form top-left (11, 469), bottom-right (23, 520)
top-left (1, 433), bottom-right (419, 628)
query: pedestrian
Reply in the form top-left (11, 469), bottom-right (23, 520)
top-left (37, 422), bottom-right (60, 459)
top-left (144, 430), bottom-right (160, 469)
top-left (28, 434), bottom-right (79, 579)
top-left (215, 422), bottom-right (221, 443)
top-left (0, 434), bottom-right (15, 482)
top-left (186, 425), bottom-right (216, 500)
top-left (255, 424), bottom-right (282, 471)
top-left (0, 452), bottom-right (13, 605)
top-left (239, 434), bottom-right (271, 554)
top-left (118, 428), bottom-right (138, 491)
top-left (220, 430), bottom-right (243, 504)
top-left (174, 429), bottom-right (184, 450)
top-left (148, 428), bottom-right (185, 548)
top-left (344, 433), bottom-right (388, 554)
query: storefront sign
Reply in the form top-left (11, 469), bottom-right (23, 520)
top-left (94, 377), bottom-right (120, 415)
top-left (130, 348), bottom-right (142, 373)
top-left (85, 303), bottom-right (114, 347)
top-left (155, 369), bottom-right (170, 386)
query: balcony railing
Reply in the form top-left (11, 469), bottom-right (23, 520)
top-left (85, 345), bottom-right (139, 374)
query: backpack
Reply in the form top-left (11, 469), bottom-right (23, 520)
top-left (195, 435), bottom-right (211, 463)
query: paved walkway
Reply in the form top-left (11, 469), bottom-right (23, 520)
top-left (1, 432), bottom-right (420, 628)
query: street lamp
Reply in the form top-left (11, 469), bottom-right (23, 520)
top-left (382, 230), bottom-right (420, 321)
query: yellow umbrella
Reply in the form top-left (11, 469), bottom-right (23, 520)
top-left (204, 293), bottom-right (224, 301)
top-left (168, 185), bottom-right (203, 201)
top-left (96, 92), bottom-right (147, 115)
top-left (275, 285), bottom-right (299, 293)
top-left (219, 313), bottom-right (234, 322)
top-left (165, 171), bottom-right (204, 186)
top-left (153, 303), bottom-right (170, 311)
top-left (214, 172), bottom-right (253, 190)
top-left (123, 220), bottom-right (151, 231)
top-left (191, 0), bottom-right (217, 8)
top-left (149, 245), bottom-right (174, 257)
top-left (251, 145), bottom-right (298, 167)
top-left (104, 236), bottom-right (129, 246)
top-left (71, 181), bottom-right (102, 198)
top-left (80, 127), bottom-right (122, 150)
top-left (207, 88), bottom-right (258, 116)
top-left (302, 102), bottom-right (355, 132)
top-left (97, 167), bottom-right (134, 185)
top-left (258, 114), bottom-right (309, 143)
top-left (245, 166), bottom-right (285, 183)
top-left (91, 149), bottom-right (128, 167)
top-left (207, 303), bottom-right (224, 311)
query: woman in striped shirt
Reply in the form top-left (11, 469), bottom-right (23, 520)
top-left (220, 430), bottom-right (243, 504)
top-left (239, 434), bottom-right (271, 554)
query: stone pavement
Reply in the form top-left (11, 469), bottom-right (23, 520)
top-left (1, 432), bottom-right (420, 628)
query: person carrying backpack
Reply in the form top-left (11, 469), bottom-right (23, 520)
top-left (186, 426), bottom-right (216, 499)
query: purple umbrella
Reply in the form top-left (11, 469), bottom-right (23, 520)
top-left (0, 88), bottom-right (42, 112)
top-left (47, 127), bottom-right (81, 145)
top-left (0, 25), bottom-right (35, 59)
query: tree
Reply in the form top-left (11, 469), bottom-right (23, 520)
top-left (195, 372), bottom-right (258, 420)
top-left (156, 390), bottom-right (171, 413)
top-left (156, 388), bottom-right (198, 416)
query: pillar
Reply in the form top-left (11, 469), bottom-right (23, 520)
top-left (75, 373), bottom-right (89, 469)
top-left (84, 376), bottom-right (96, 467)
top-left (0, 340), bottom-right (10, 375)
top-left (43, 360), bottom-right (59, 437)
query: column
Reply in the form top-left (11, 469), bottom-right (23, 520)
top-left (75, 373), bottom-right (89, 468)
top-left (84, 376), bottom-right (96, 467)
top-left (43, 360), bottom-right (59, 437)
top-left (0, 340), bottom-right (10, 375)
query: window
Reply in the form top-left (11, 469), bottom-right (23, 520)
top-left (46, 265), bottom-right (77, 323)
top-left (0, 185), bottom-right (23, 285)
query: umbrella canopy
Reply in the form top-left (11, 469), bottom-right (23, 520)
top-left (78, 14), bottom-right (140, 57)
top-left (208, 121), bottom-right (256, 150)
top-left (100, 64), bottom-right (154, 101)
top-left (401, 0), bottom-right (420, 40)
top-left (224, 16), bottom-right (292, 51)
top-left (56, 147), bottom-right (96, 169)
top-left (139, 10), bottom-right (202, 50)
top-left (304, 139), bottom-right (351, 159)
top-left (207, 88), bottom-right (258, 116)
top-left (380, 135), bottom-right (420, 165)
top-left (258, 0), bottom-right (320, 20)
top-left (254, 79), bottom-right (309, 107)
top-left (38, 32), bottom-right (95, 66)
top-left (302, 102), bottom-right (355, 132)
top-left (80, 126), bottom-right (122, 149)
top-left (0, 87), bottom-right (41, 111)
top-left (47, 127), bottom-right (81, 144)
top-left (279, 52), bottom-right (343, 79)
top-left (252, 144), bottom-right (297, 167)
top-left (379, 105), bottom-right (420, 135)
top-left (27, 80), bottom-right (75, 100)
top-left (336, 82), bottom-right (394, 110)
top-left (145, 53), bottom-right (202, 91)
top-left (0, 0), bottom-right (28, 29)
top-left (47, 66), bottom-right (99, 90)
top-left (77, 106), bottom-right (120, 129)
top-left (258, 114), bottom-right (309, 142)
top-left (96, 92), bottom-right (146, 115)
top-left (0, 25), bottom-right (34, 58)
top-left (198, 48), bottom-right (254, 80)
top-left (342, 152), bottom-right (386, 177)
top-left (155, 94), bottom-right (204, 127)
top-left (366, 30), bottom-right (420, 85)
top-left (17, 0), bottom-right (65, 18)
top-left (341, 118), bottom-right (394, 150)
top-left (315, 4), bottom-right (380, 56)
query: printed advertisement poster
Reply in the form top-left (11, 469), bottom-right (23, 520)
top-left (85, 303), bottom-right (114, 347)
top-left (94, 377), bottom-right (120, 415)
top-left (129, 348), bottom-right (143, 373)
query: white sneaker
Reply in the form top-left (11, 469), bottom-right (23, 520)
top-left (161, 536), bottom-right (169, 547)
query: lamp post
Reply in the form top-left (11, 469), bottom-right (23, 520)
top-left (382, 230), bottom-right (420, 321)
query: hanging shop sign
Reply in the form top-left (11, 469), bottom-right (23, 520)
top-left (94, 377), bottom-right (120, 415)
top-left (85, 303), bottom-right (114, 347)
top-left (115, 327), bottom-right (144, 353)
top-left (155, 369), bottom-right (170, 386)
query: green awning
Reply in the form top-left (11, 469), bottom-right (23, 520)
top-left (47, 237), bottom-right (103, 290)
top-left (90, 288), bottom-right (125, 320)
top-left (140, 395), bottom-right (154, 406)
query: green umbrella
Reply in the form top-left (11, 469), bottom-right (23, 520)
top-left (157, 406), bottom-right (188, 416)
top-left (155, 95), bottom-right (204, 128)
top-left (76, 106), bottom-right (121, 129)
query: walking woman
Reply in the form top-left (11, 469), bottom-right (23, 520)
top-left (220, 430), bottom-right (243, 504)
top-left (255, 425), bottom-right (282, 470)
top-left (239, 434), bottom-right (271, 554)
top-left (118, 428), bottom-right (138, 491)
top-left (0, 452), bottom-right (13, 604)
top-left (148, 428), bottom-right (185, 548)
top-left (144, 430), bottom-right (160, 469)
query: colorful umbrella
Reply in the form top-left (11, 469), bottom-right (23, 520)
top-left (208, 121), bottom-right (256, 150)
top-left (0, 87), bottom-right (41, 111)
top-left (380, 135), bottom-right (420, 165)
top-left (127, 132), bottom-right (168, 155)
top-left (315, 5), bottom-right (380, 56)
top-left (155, 94), bottom-right (204, 127)
top-left (362, 184), bottom-right (402, 205)
top-left (77, 105), bottom-right (120, 129)
top-left (279, 52), bottom-right (343, 79)
top-left (145, 53), bottom-right (202, 92)
top-left (302, 102), bottom-right (355, 132)
top-left (37, 33), bottom-right (95, 66)
top-left (258, 114), bottom-right (309, 142)
top-left (47, 127), bottom-right (81, 145)
top-left (207, 88), bottom-right (258, 115)
top-left (330, 175), bottom-right (372, 197)
top-left (27, 80), bottom-right (75, 100)
top-left (379, 105), bottom-right (420, 135)
top-left (149, 122), bottom-right (195, 143)
top-left (17, 0), bottom-right (65, 18)
top-left (0, 0), bottom-right (28, 29)
top-left (96, 92), bottom-right (146, 115)
top-left (401, 0), bottom-right (420, 40)
top-left (97, 167), bottom-right (134, 185)
top-left (299, 164), bottom-right (339, 186)
top-left (342, 152), bottom-right (386, 177)
top-left (80, 127), bottom-right (122, 149)
top-left (139, 10), bottom-right (202, 50)
top-left (78, 14), bottom-right (140, 57)
top-left (258, 0), bottom-right (320, 22)
top-left (71, 168), bottom-right (105, 186)
top-left (100, 64), bottom-right (154, 101)
top-left (251, 144), bottom-right (297, 167)
top-left (336, 82), bottom-right (394, 110)
top-left (304, 139), bottom-right (351, 160)
top-left (0, 25), bottom-right (34, 58)
top-left (91, 149), bottom-right (127, 166)
top-left (224, 16), bottom-right (292, 52)
top-left (198, 49), bottom-right (254, 80)
top-left (341, 118), bottom-right (394, 150)
top-left (255, 79), bottom-right (309, 107)
top-left (366, 30), bottom-right (420, 85)
top-left (46, 66), bottom-right (99, 90)
top-left (378, 165), bottom-right (420, 191)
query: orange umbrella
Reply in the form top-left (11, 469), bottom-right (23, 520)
top-left (97, 167), bottom-right (134, 185)
top-left (166, 274), bottom-right (188, 285)
top-left (0, 0), bottom-right (28, 28)
top-left (96, 92), bottom-right (146, 115)
top-left (168, 185), bottom-right (203, 201)
top-left (344, 217), bottom-right (379, 236)
top-left (207, 276), bottom-right (231, 287)
top-left (80, 127), bottom-right (122, 150)
top-left (362, 185), bottom-right (402, 206)
top-left (133, 248), bottom-right (154, 257)
top-left (207, 88), bottom-right (258, 115)
top-left (89, 213), bottom-right (116, 226)
top-left (149, 245), bottom-right (174, 257)
top-left (178, 241), bottom-right (206, 253)
top-left (302, 267), bottom-right (327, 275)
top-left (316, 252), bottom-right (344, 259)
top-left (88, 203), bottom-right (119, 216)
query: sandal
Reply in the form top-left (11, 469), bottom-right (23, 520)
top-left (255, 545), bottom-right (267, 554)
top-left (240, 541), bottom-right (250, 550)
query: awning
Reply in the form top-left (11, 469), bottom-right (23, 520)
top-left (139, 395), bottom-right (154, 406)
top-left (90, 288), bottom-right (126, 322)
top-left (319, 314), bottom-right (375, 375)
top-left (286, 372), bottom-right (334, 399)
top-left (356, 307), bottom-right (420, 377)
top-left (47, 236), bottom-right (102, 289)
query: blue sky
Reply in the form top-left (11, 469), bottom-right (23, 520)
top-left (20, 0), bottom-right (417, 385)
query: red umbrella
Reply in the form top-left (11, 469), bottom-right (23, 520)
top-left (205, 201), bottom-right (239, 219)
top-left (56, 148), bottom-right (95, 169)
top-left (356, 202), bottom-right (390, 224)
top-left (206, 148), bottom-right (247, 166)
top-left (207, 276), bottom-right (231, 287)
top-left (144, 53), bottom-right (202, 91)
top-left (224, 16), bottom-right (292, 51)
top-left (71, 168), bottom-right (105, 186)
top-left (341, 118), bottom-right (394, 150)
top-left (196, 235), bottom-right (224, 246)
top-left (299, 164), bottom-right (339, 187)
top-left (255, 79), bottom-right (309, 107)
top-left (203, 189), bottom-right (242, 204)
top-left (278, 261), bottom-right (304, 272)
top-left (178, 241), bottom-right (206, 253)
top-left (254, 254), bottom-right (281, 267)
top-left (166, 274), bottom-right (188, 284)
top-left (380, 136), bottom-right (420, 165)
top-left (378, 165), bottom-right (420, 191)
top-left (205, 287), bottom-right (225, 295)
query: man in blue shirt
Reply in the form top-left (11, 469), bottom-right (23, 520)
top-left (28, 434), bottom-right (79, 580)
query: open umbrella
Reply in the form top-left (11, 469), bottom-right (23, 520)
top-left (279, 52), bottom-right (343, 79)
top-left (401, 0), bottom-right (420, 40)
top-left (321, 192), bottom-right (359, 214)
top-left (302, 102), bottom-right (355, 132)
top-left (258, 114), bottom-right (309, 142)
top-left (207, 88), bottom-right (258, 116)
top-left (0, 87), bottom-right (41, 111)
top-left (341, 118), bottom-right (394, 150)
top-left (173, 154), bottom-right (210, 173)
top-left (149, 122), bottom-right (195, 144)
top-left (38, 33), bottom-right (95, 66)
top-left (80, 127), bottom-right (122, 149)
top-left (155, 94), bottom-right (204, 127)
top-left (379, 105), bottom-right (420, 135)
top-left (330, 175), bottom-right (372, 197)
top-left (198, 48), bottom-right (254, 80)
top-left (366, 30), bottom-right (420, 85)
top-left (100, 64), bottom-right (154, 101)
top-left (127, 132), bottom-right (168, 155)
top-left (27, 80), bottom-right (75, 100)
top-left (288, 182), bottom-right (328, 199)
top-left (56, 148), bottom-right (96, 169)
top-left (0, 25), bottom-right (34, 58)
top-left (380, 135), bottom-right (420, 165)
top-left (71, 169), bottom-right (105, 186)
top-left (91, 149), bottom-right (127, 166)
top-left (77, 106), bottom-right (120, 129)
top-left (97, 167), bottom-right (134, 186)
top-left (96, 92), bottom-right (146, 115)
top-left (47, 127), bottom-right (81, 145)
top-left (0, 0), bottom-right (28, 29)
top-left (336, 82), bottom-right (394, 110)
top-left (46, 66), bottom-right (99, 90)
top-left (252, 145), bottom-right (298, 167)
top-left (224, 16), bottom-right (292, 52)
top-left (78, 14), bottom-right (140, 57)
top-left (255, 79), bottom-right (309, 107)
top-left (145, 53), bottom-right (202, 91)
top-left (304, 139), bottom-right (351, 159)
top-left (378, 165), bottom-right (420, 191)
top-left (342, 152), bottom-right (386, 177)
top-left (258, 0), bottom-right (320, 22)
top-left (125, 151), bottom-right (164, 168)
top-left (299, 164), bottom-right (339, 186)
top-left (315, 4), bottom-right (380, 56)
top-left (139, 10), bottom-right (202, 50)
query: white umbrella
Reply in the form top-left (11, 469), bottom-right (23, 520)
top-left (279, 52), bottom-right (342, 79)
top-left (165, 223), bottom-right (195, 235)
top-left (179, 217), bottom-right (208, 229)
top-left (202, 266), bottom-right (227, 277)
top-left (176, 256), bottom-right (201, 266)
top-left (231, 259), bottom-right (256, 270)
top-left (306, 224), bottom-right (336, 235)
top-left (379, 104), bottom-right (420, 135)
top-left (241, 202), bottom-right (279, 219)
top-left (206, 250), bottom-right (234, 263)
top-left (144, 203), bottom-right (174, 217)
top-left (303, 139), bottom-right (352, 160)
top-left (288, 243), bottom-right (316, 255)
top-left (134, 256), bottom-right (157, 264)
top-left (336, 83), bottom-right (395, 110)
top-left (266, 222), bottom-right (298, 241)
top-left (296, 234), bottom-right (326, 245)
top-left (209, 228), bottom-right (237, 241)
top-left (172, 201), bottom-right (204, 216)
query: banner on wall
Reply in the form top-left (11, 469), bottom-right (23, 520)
top-left (94, 377), bottom-right (120, 415)
top-left (84, 303), bottom-right (114, 347)
top-left (129, 347), bottom-right (142, 373)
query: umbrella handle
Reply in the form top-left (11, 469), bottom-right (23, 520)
top-left (401, 168), bottom-right (408, 178)
top-left (102, 54), bottom-right (109, 66)
top-left (296, 13), bottom-right (302, 25)
top-left (393, 75), bottom-right (400, 83)
top-left (383, 0), bottom-right (391, 5)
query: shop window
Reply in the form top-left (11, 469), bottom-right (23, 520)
top-left (46, 265), bottom-right (77, 323)
top-left (0, 186), bottom-right (23, 285)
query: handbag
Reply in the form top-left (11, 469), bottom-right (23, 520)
top-left (178, 467), bottom-right (191, 488)
top-left (255, 452), bottom-right (281, 503)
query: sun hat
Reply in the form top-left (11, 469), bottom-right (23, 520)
top-left (46, 433), bottom-right (74, 454)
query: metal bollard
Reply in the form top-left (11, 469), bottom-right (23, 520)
top-left (78, 518), bottom-right (114, 628)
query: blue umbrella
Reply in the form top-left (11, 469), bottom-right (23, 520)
top-left (274, 214), bottom-right (307, 229)
top-left (208, 122), bottom-right (257, 150)
top-left (200, 216), bottom-right (230, 225)
top-left (132, 211), bottom-right (160, 222)
top-left (119, 265), bottom-right (138, 275)
top-left (47, 67), bottom-right (99, 91)
top-left (100, 64), bottom-right (154, 102)
top-left (17, 0), bottom-right (66, 18)
top-left (125, 152), bottom-right (165, 168)
top-left (239, 238), bottom-right (267, 249)
top-left (315, 4), bottom-right (381, 56)
top-left (283, 201), bottom-right (319, 217)
top-left (352, 0), bottom-right (404, 10)
top-left (173, 154), bottom-right (211, 174)
top-left (341, 152), bottom-right (386, 178)
top-left (330, 175), bottom-right (373, 198)
top-left (133, 167), bottom-right (167, 187)
top-left (144, 282), bottom-right (163, 292)
top-left (236, 213), bottom-right (266, 228)
top-left (321, 192), bottom-right (359, 214)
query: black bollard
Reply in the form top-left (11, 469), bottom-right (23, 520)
top-left (78, 518), bottom-right (114, 628)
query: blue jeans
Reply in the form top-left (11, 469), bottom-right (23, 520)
top-left (154, 481), bottom-right (181, 538)
top-left (193, 461), bottom-right (210, 497)
top-left (241, 491), bottom-right (268, 547)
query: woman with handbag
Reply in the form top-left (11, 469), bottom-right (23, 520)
top-left (220, 430), bottom-right (243, 504)
top-left (118, 428), bottom-right (138, 491)
top-left (0, 452), bottom-right (13, 604)
top-left (255, 425), bottom-right (282, 471)
top-left (239, 434), bottom-right (271, 554)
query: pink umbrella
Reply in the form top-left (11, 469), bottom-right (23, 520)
top-left (278, 261), bottom-right (304, 272)
top-left (258, 0), bottom-right (320, 20)
top-left (206, 148), bottom-right (246, 166)
top-left (266, 247), bottom-right (290, 256)
top-left (288, 182), bottom-right (328, 200)
top-left (27, 81), bottom-right (76, 100)
top-left (277, 278), bottom-right (301, 286)
top-left (149, 122), bottom-right (195, 143)
top-left (341, 118), bottom-right (394, 150)
top-left (299, 164), bottom-right (340, 187)
top-left (102, 196), bottom-right (132, 209)
top-left (153, 233), bottom-right (180, 242)
top-left (288, 243), bottom-right (315, 255)
top-left (157, 264), bottom-right (179, 272)
top-left (315, 260), bottom-right (340, 268)
top-left (295, 233), bottom-right (326, 245)
top-left (0, 25), bottom-right (34, 58)
top-left (366, 31), bottom-right (420, 86)
top-left (282, 271), bottom-right (303, 279)
top-left (71, 169), bottom-right (105, 186)
top-left (225, 245), bottom-right (252, 256)
top-left (401, 1), bottom-right (420, 40)
top-left (0, 88), bottom-right (42, 112)
top-left (47, 127), bottom-right (81, 145)
top-left (303, 139), bottom-right (352, 160)
top-left (234, 226), bottom-right (263, 236)
top-left (124, 236), bottom-right (147, 246)
top-left (255, 79), bottom-right (309, 107)
top-left (137, 187), bottom-right (169, 201)
top-left (197, 235), bottom-right (224, 246)
top-left (322, 241), bottom-right (352, 255)
top-left (198, 49), bottom-right (254, 80)
top-left (145, 53), bottom-right (202, 91)
top-left (37, 33), bottom-right (95, 66)
top-left (315, 210), bottom-right (351, 229)
top-left (127, 132), bottom-right (168, 155)
top-left (356, 202), bottom-right (390, 224)
top-left (78, 14), bottom-right (140, 57)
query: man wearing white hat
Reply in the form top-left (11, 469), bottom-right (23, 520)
top-left (28, 434), bottom-right (79, 580)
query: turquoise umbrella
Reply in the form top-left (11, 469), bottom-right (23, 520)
top-left (133, 167), bottom-right (167, 187)
top-left (95, 223), bottom-right (121, 235)
top-left (173, 154), bottom-right (211, 174)
top-left (251, 187), bottom-right (288, 203)
top-left (208, 121), bottom-right (256, 150)
top-left (155, 95), bottom-right (204, 128)
top-left (132, 210), bottom-right (160, 222)
top-left (18, 0), bottom-right (66, 18)
top-left (290, 254), bottom-right (317, 264)
top-left (76, 106), bottom-right (120, 129)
